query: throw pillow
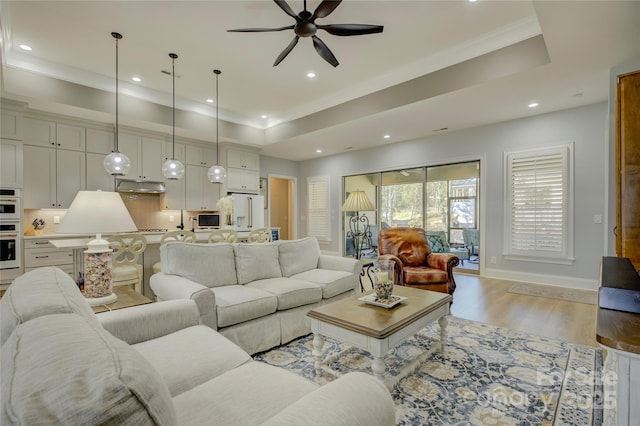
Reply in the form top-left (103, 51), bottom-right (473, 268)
top-left (428, 235), bottom-right (445, 253)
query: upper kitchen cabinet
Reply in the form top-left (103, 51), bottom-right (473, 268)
top-left (24, 118), bottom-right (85, 151)
top-left (119, 133), bottom-right (165, 182)
top-left (1, 108), bottom-right (24, 141)
top-left (185, 144), bottom-right (217, 167)
top-left (86, 128), bottom-right (115, 191)
top-left (226, 147), bottom-right (259, 193)
top-left (0, 139), bottom-right (23, 188)
top-left (23, 144), bottom-right (85, 208)
top-left (185, 165), bottom-right (220, 211)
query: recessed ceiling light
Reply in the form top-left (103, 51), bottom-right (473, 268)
top-left (383, 134), bottom-right (390, 139)
top-left (132, 76), bottom-right (142, 82)
top-left (316, 149), bottom-right (322, 153)
top-left (19, 44), bottom-right (32, 51)
top-left (307, 72), bottom-right (316, 78)
top-left (528, 102), bottom-right (539, 108)
top-left (206, 99), bottom-right (214, 103)
top-left (261, 114), bottom-right (268, 119)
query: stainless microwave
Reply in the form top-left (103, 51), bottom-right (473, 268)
top-left (197, 213), bottom-right (220, 229)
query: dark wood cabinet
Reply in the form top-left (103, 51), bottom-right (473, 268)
top-left (616, 70), bottom-right (640, 270)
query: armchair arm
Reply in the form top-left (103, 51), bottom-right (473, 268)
top-left (98, 299), bottom-right (200, 345)
top-left (378, 254), bottom-right (404, 286)
top-left (260, 372), bottom-right (395, 426)
top-left (150, 273), bottom-right (217, 330)
top-left (426, 252), bottom-right (460, 294)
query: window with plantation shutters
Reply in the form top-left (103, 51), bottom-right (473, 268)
top-left (307, 176), bottom-right (330, 241)
top-left (504, 144), bottom-right (574, 262)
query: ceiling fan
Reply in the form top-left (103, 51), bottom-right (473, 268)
top-left (228, 0), bottom-right (383, 67)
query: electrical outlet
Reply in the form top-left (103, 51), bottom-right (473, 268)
top-left (169, 215), bottom-right (175, 222)
top-left (53, 216), bottom-right (60, 224)
top-left (594, 214), bottom-right (602, 224)
top-left (490, 256), bottom-right (497, 264)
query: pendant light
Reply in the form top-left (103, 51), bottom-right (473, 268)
top-left (162, 53), bottom-right (185, 180)
top-left (207, 69), bottom-right (226, 184)
top-left (104, 32), bottom-right (131, 176)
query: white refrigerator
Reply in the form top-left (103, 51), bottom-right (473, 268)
top-left (231, 194), bottom-right (264, 231)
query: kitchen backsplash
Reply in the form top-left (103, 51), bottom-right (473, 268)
top-left (24, 193), bottom-right (209, 235)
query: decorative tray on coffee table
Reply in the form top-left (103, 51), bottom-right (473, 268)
top-left (358, 294), bottom-right (407, 309)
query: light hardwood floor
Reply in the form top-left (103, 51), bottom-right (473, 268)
top-left (449, 273), bottom-right (598, 347)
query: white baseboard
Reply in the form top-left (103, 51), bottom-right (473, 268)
top-left (483, 267), bottom-right (599, 291)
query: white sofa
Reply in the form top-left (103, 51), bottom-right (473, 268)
top-left (151, 237), bottom-right (360, 354)
top-left (1, 267), bottom-right (396, 425)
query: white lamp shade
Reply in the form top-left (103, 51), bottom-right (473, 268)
top-left (104, 151), bottom-right (131, 176)
top-left (57, 190), bottom-right (137, 235)
top-left (162, 159), bottom-right (185, 180)
top-left (208, 164), bottom-right (226, 183)
top-left (341, 190), bottom-right (376, 212)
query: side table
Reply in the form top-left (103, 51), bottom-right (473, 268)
top-left (92, 286), bottom-right (152, 313)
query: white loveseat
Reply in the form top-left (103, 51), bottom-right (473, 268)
top-left (151, 237), bottom-right (360, 354)
top-left (1, 267), bottom-right (396, 425)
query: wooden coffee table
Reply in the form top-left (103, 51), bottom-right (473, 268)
top-left (307, 285), bottom-right (451, 386)
top-left (92, 286), bottom-right (152, 313)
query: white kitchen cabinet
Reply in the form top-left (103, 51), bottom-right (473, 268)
top-left (0, 139), bottom-right (23, 188)
top-left (185, 145), bottom-right (217, 166)
top-left (163, 142), bottom-right (186, 210)
top-left (86, 152), bottom-right (115, 191)
top-left (23, 145), bottom-right (85, 208)
top-left (24, 118), bottom-right (85, 151)
top-left (1, 109), bottom-right (24, 140)
top-left (227, 168), bottom-right (259, 193)
top-left (119, 133), bottom-right (165, 181)
top-left (86, 128), bottom-right (114, 154)
top-left (24, 239), bottom-right (75, 279)
top-left (227, 148), bottom-right (259, 170)
top-left (185, 165), bottom-right (220, 211)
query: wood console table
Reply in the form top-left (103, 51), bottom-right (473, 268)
top-left (596, 256), bottom-right (640, 426)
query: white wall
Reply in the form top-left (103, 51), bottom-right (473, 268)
top-left (298, 102), bottom-right (609, 289)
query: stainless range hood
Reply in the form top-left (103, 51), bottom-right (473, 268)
top-left (116, 179), bottom-right (166, 194)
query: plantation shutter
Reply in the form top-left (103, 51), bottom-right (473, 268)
top-left (505, 144), bottom-right (573, 260)
top-left (307, 176), bottom-right (330, 241)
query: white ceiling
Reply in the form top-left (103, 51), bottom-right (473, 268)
top-left (1, 1), bottom-right (639, 161)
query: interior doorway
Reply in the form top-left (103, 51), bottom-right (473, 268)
top-left (268, 175), bottom-right (296, 240)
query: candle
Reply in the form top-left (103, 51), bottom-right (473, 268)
top-left (375, 271), bottom-right (389, 284)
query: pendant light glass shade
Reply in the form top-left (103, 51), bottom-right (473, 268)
top-left (162, 53), bottom-right (185, 180)
top-left (208, 69), bottom-right (225, 184)
top-left (104, 32), bottom-right (131, 176)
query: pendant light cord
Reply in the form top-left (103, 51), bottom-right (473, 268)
top-left (214, 69), bottom-right (221, 164)
top-left (111, 32), bottom-right (122, 153)
top-left (170, 53), bottom-right (178, 160)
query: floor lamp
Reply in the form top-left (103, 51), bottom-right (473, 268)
top-left (57, 190), bottom-right (137, 306)
top-left (341, 190), bottom-right (376, 259)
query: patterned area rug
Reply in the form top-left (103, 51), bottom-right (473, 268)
top-left (254, 317), bottom-right (603, 425)
top-left (508, 283), bottom-right (598, 305)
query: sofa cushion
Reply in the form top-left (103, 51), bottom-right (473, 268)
top-left (212, 285), bottom-right (278, 328)
top-left (278, 237), bottom-right (321, 277)
top-left (1, 314), bottom-right (176, 426)
top-left (246, 277), bottom-right (323, 310)
top-left (0, 266), bottom-right (100, 346)
top-left (173, 361), bottom-right (317, 426)
top-left (133, 324), bottom-right (251, 397)
top-left (234, 244), bottom-right (282, 285)
top-left (161, 242), bottom-right (238, 288)
top-left (291, 269), bottom-right (355, 299)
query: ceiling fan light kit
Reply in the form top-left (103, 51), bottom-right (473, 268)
top-left (162, 52), bottom-right (186, 180)
top-left (103, 31), bottom-right (132, 176)
top-left (228, 0), bottom-right (383, 67)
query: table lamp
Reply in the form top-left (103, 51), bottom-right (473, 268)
top-left (341, 190), bottom-right (376, 259)
top-left (57, 190), bottom-right (137, 306)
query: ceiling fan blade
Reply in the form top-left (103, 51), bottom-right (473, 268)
top-left (228, 25), bottom-right (294, 33)
top-left (312, 0), bottom-right (342, 20)
top-left (274, 36), bottom-right (300, 66)
top-left (274, 0), bottom-right (299, 20)
top-left (318, 24), bottom-right (384, 36)
top-left (312, 35), bottom-right (339, 67)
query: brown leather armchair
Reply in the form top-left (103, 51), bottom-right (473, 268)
top-left (378, 227), bottom-right (459, 297)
